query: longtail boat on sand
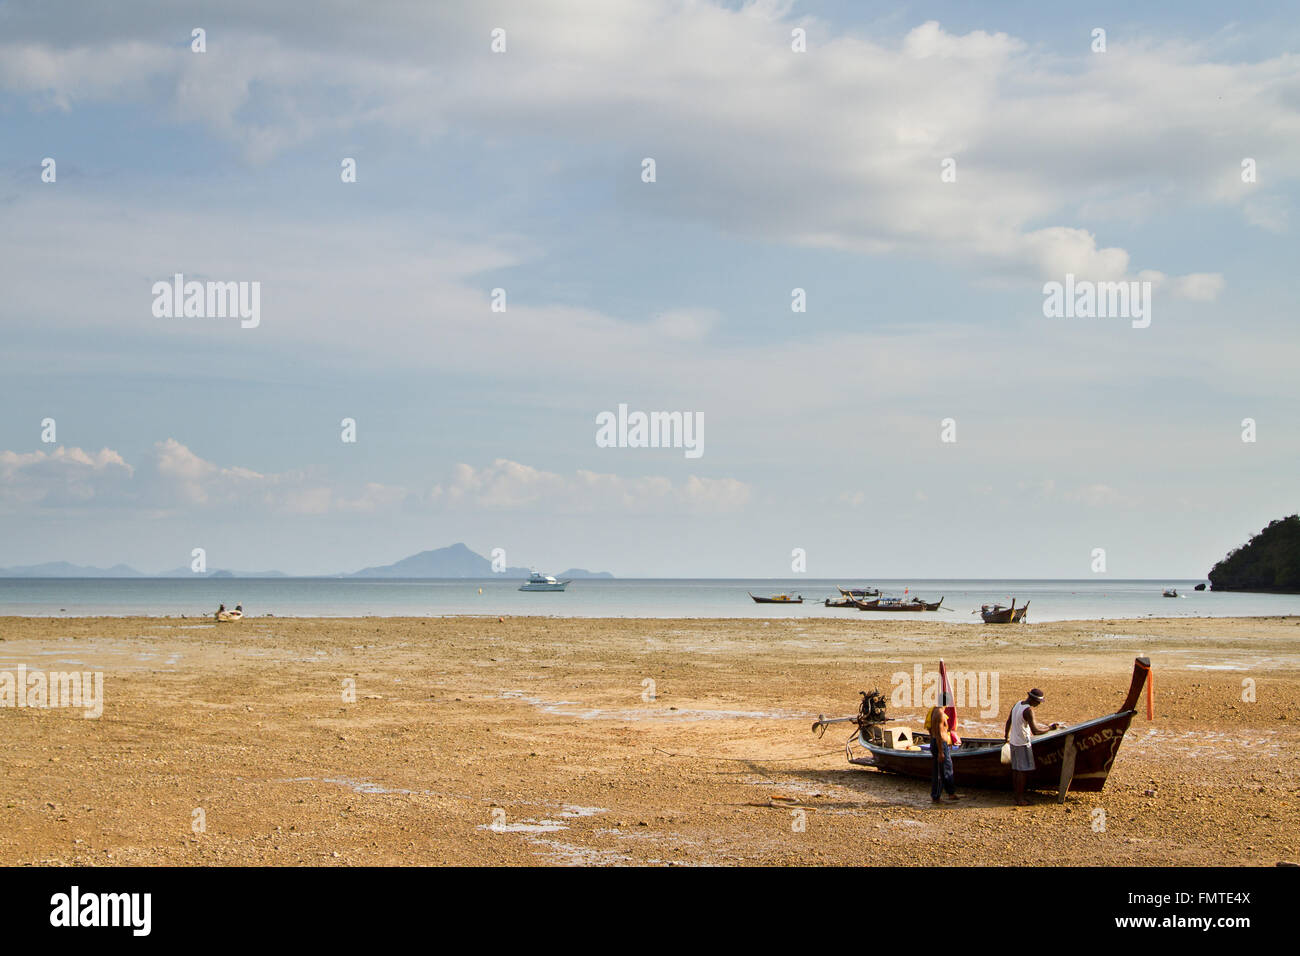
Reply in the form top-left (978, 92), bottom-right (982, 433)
top-left (980, 599), bottom-right (1029, 623)
top-left (852, 595), bottom-right (943, 612)
top-left (811, 656), bottom-right (1152, 800)
top-left (749, 592), bottom-right (803, 604)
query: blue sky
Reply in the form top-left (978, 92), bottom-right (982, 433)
top-left (1, 0), bottom-right (1297, 576)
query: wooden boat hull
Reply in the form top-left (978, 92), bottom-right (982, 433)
top-left (854, 596), bottom-right (942, 612)
top-left (848, 657), bottom-right (1151, 796)
top-left (749, 592), bottom-right (802, 604)
top-left (824, 598), bottom-right (856, 608)
top-left (859, 710), bottom-right (1135, 792)
top-left (980, 600), bottom-right (1029, 623)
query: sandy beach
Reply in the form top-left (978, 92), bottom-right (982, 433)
top-left (1, 614), bottom-right (1296, 866)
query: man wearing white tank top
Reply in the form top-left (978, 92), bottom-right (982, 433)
top-left (1003, 688), bottom-right (1061, 806)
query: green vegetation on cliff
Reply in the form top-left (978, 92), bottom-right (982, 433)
top-left (1209, 515), bottom-right (1300, 592)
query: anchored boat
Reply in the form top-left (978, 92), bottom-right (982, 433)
top-left (812, 656), bottom-right (1152, 799)
top-left (749, 592), bottom-right (803, 604)
top-left (519, 571), bottom-right (571, 592)
top-left (980, 599), bottom-right (1029, 623)
top-left (852, 595), bottom-right (943, 612)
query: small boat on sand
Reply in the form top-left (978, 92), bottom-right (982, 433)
top-left (749, 592), bottom-right (803, 604)
top-left (811, 656), bottom-right (1153, 799)
top-left (980, 599), bottom-right (1029, 623)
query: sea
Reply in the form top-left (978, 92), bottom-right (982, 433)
top-left (2, 577), bottom-right (1298, 622)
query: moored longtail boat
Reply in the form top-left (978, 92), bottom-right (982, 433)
top-left (837, 585), bottom-right (880, 598)
top-left (980, 599), bottom-right (1029, 623)
top-left (749, 592), bottom-right (803, 604)
top-left (812, 657), bottom-right (1152, 799)
top-left (853, 595), bottom-right (942, 612)
top-left (823, 596), bottom-right (857, 608)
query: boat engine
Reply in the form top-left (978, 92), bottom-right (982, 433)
top-left (857, 689), bottom-right (890, 725)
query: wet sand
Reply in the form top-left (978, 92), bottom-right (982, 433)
top-left (1, 615), bottom-right (1297, 866)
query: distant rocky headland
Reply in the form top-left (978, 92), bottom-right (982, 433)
top-left (1209, 515), bottom-right (1300, 593)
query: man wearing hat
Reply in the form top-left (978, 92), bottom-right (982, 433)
top-left (1003, 687), bottom-right (1061, 806)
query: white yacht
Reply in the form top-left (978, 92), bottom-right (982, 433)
top-left (519, 570), bottom-right (571, 592)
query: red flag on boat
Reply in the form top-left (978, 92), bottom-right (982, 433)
top-left (939, 658), bottom-right (960, 744)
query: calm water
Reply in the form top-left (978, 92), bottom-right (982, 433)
top-left (1, 577), bottom-right (1298, 622)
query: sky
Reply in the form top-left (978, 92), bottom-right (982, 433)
top-left (1, 0), bottom-right (1297, 577)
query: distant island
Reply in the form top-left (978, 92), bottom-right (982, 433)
top-left (0, 543), bottom-right (613, 580)
top-left (1209, 515), bottom-right (1300, 593)
top-left (347, 543), bottom-right (613, 579)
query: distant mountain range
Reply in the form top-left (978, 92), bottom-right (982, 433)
top-left (155, 568), bottom-right (289, 579)
top-left (0, 543), bottom-right (613, 579)
top-left (0, 561), bottom-right (145, 578)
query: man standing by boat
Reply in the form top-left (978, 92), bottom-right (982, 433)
top-left (927, 694), bottom-right (961, 803)
top-left (1004, 688), bottom-right (1061, 806)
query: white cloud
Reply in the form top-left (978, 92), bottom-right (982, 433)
top-left (1063, 483), bottom-right (1136, 509)
top-left (2, 7), bottom-right (1295, 278)
top-left (0, 439), bottom-right (408, 516)
top-left (0, 446), bottom-right (134, 508)
top-left (144, 440), bottom-right (411, 514)
top-left (1, 441), bottom-right (750, 518)
top-left (1169, 273), bottom-right (1227, 302)
top-left (429, 458), bottom-right (751, 513)
top-left (1241, 197), bottom-right (1289, 233)
top-left (648, 308), bottom-right (721, 341)
top-left (1011, 479), bottom-right (1137, 509)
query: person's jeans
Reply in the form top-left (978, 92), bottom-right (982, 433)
top-left (931, 749), bottom-right (955, 800)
